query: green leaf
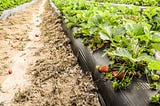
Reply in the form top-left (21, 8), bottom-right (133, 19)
top-left (126, 23), bottom-right (145, 36)
top-left (142, 7), bottom-right (157, 20)
top-left (93, 35), bottom-right (101, 44)
top-left (136, 53), bottom-right (155, 62)
top-left (130, 5), bottom-right (140, 15)
top-left (152, 43), bottom-right (160, 51)
top-left (150, 31), bottom-right (160, 42)
top-left (148, 61), bottom-right (160, 70)
top-left (89, 26), bottom-right (98, 35)
top-left (99, 32), bottom-right (110, 40)
top-left (102, 25), bottom-right (112, 37)
top-left (158, 8), bottom-right (160, 17)
top-left (113, 47), bottom-right (132, 60)
top-left (112, 26), bottom-right (126, 42)
top-left (141, 22), bottom-right (151, 31)
top-left (92, 14), bottom-right (102, 25)
top-left (66, 22), bottom-right (75, 28)
top-left (112, 26), bottom-right (126, 36)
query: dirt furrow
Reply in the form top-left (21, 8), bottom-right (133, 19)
top-left (0, 0), bottom-right (100, 106)
top-left (0, 0), bottom-right (47, 105)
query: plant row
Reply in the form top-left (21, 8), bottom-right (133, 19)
top-left (91, 0), bottom-right (160, 7)
top-left (0, 0), bottom-right (32, 16)
top-left (52, 0), bottom-right (160, 104)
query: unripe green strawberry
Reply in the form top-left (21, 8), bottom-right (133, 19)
top-left (151, 74), bottom-right (159, 81)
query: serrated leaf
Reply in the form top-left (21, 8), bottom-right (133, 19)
top-left (112, 26), bottom-right (126, 42)
top-left (113, 47), bottom-right (132, 59)
top-left (136, 53), bottom-right (155, 62)
top-left (112, 26), bottom-right (126, 36)
top-left (126, 23), bottom-right (145, 36)
top-left (99, 32), bottom-right (110, 40)
top-left (103, 25), bottom-right (112, 37)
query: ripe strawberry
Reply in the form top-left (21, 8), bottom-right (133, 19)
top-left (8, 69), bottom-right (12, 74)
top-left (98, 65), bottom-right (109, 72)
top-left (35, 34), bottom-right (39, 37)
top-left (112, 71), bottom-right (125, 79)
top-left (117, 73), bottom-right (125, 79)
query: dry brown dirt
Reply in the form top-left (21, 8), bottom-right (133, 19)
top-left (0, 0), bottom-right (100, 106)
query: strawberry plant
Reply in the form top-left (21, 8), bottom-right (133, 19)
top-left (52, 0), bottom-right (160, 104)
top-left (93, 0), bottom-right (160, 6)
top-left (0, 0), bottom-right (32, 12)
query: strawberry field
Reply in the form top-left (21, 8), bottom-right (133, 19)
top-left (0, 0), bottom-right (160, 106)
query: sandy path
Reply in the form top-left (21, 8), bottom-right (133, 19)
top-left (0, 0), bottom-right (46, 105)
top-left (0, 0), bottom-right (100, 106)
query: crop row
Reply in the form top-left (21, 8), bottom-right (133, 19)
top-left (0, 0), bottom-right (32, 16)
top-left (93, 0), bottom-right (160, 6)
top-left (53, 0), bottom-right (160, 104)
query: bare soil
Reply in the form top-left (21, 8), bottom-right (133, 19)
top-left (0, 0), bottom-right (100, 106)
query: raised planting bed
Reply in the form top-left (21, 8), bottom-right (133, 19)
top-left (93, 0), bottom-right (160, 7)
top-left (50, 0), bottom-right (160, 105)
top-left (0, 0), bottom-right (38, 20)
top-left (0, 0), bottom-right (32, 11)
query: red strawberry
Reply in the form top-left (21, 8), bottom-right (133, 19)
top-left (35, 34), bottom-right (39, 37)
top-left (98, 66), bottom-right (109, 72)
top-left (8, 69), bottom-right (12, 74)
top-left (117, 73), bottom-right (125, 79)
top-left (112, 71), bottom-right (125, 79)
